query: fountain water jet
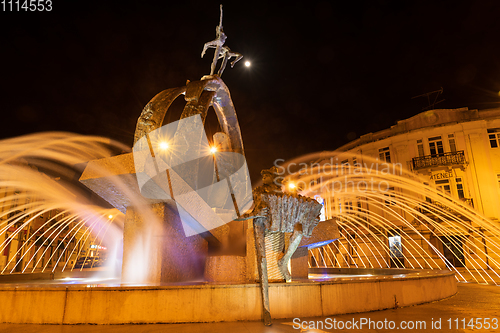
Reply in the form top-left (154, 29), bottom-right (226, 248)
top-left (281, 151), bottom-right (500, 285)
top-left (0, 133), bottom-right (129, 277)
top-left (0, 134), bottom-right (458, 324)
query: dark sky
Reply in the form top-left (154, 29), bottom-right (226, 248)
top-left (1, 0), bottom-right (500, 182)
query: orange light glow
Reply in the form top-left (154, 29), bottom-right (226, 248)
top-left (159, 142), bottom-right (169, 150)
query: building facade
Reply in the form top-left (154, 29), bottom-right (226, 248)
top-left (337, 107), bottom-right (500, 220)
top-left (302, 107), bottom-right (500, 271)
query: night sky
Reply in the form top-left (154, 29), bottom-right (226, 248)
top-left (1, 0), bottom-right (500, 182)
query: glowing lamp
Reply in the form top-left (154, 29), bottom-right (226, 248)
top-left (159, 142), bottom-right (169, 150)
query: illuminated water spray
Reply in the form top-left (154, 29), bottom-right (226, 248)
top-left (0, 132), bottom-right (134, 277)
top-left (280, 151), bottom-right (500, 285)
top-left (2, 132), bottom-right (499, 286)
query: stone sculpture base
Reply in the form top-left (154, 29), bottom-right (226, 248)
top-left (204, 255), bottom-right (246, 283)
top-left (290, 247), bottom-right (309, 279)
top-left (0, 269), bottom-right (457, 324)
top-left (122, 201), bottom-right (207, 284)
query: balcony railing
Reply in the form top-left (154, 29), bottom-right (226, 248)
top-left (433, 198), bottom-right (474, 211)
top-left (412, 151), bottom-right (466, 170)
top-left (416, 197), bottom-right (474, 217)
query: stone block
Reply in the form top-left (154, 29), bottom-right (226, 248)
top-left (290, 246), bottom-right (309, 279)
top-left (204, 255), bottom-right (246, 283)
top-left (122, 201), bottom-right (207, 283)
top-left (299, 218), bottom-right (340, 249)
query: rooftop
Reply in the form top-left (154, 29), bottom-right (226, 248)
top-left (336, 107), bottom-right (500, 152)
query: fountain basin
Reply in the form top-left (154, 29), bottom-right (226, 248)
top-left (0, 268), bottom-right (456, 324)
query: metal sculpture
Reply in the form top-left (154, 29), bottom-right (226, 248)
top-left (201, 4), bottom-right (243, 76)
top-left (238, 167), bottom-right (322, 325)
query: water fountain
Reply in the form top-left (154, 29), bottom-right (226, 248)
top-left (0, 135), bottom-right (459, 325)
top-left (0, 5), bottom-right (462, 326)
top-left (280, 152), bottom-right (500, 285)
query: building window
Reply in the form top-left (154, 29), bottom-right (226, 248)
top-left (424, 182), bottom-right (432, 203)
top-left (428, 136), bottom-right (444, 156)
top-left (417, 139), bottom-right (424, 157)
top-left (455, 178), bottom-right (464, 199)
top-left (340, 159), bottom-right (349, 174)
top-left (384, 187), bottom-right (396, 206)
top-left (448, 134), bottom-right (457, 152)
top-left (314, 195), bottom-right (326, 221)
top-left (389, 234), bottom-right (402, 258)
top-left (349, 239), bottom-right (357, 256)
top-left (3, 240), bottom-right (10, 256)
top-left (435, 179), bottom-right (451, 195)
top-left (488, 129), bottom-right (500, 148)
top-left (388, 229), bottom-right (404, 268)
top-left (379, 147), bottom-right (391, 163)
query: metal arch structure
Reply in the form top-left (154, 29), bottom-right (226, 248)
top-left (133, 75), bottom-right (245, 157)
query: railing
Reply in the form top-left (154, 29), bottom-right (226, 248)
top-left (416, 197), bottom-right (474, 217)
top-left (412, 151), bottom-right (466, 170)
top-left (434, 197), bottom-right (474, 209)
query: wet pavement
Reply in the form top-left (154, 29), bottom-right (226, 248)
top-left (0, 282), bottom-right (498, 332)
